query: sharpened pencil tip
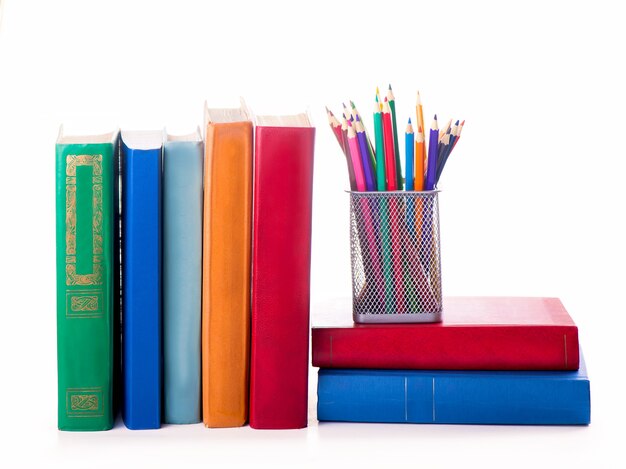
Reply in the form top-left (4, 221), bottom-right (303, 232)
top-left (350, 100), bottom-right (356, 109)
top-left (384, 97), bottom-right (388, 102)
top-left (356, 115), bottom-right (361, 122)
top-left (388, 84), bottom-right (392, 90)
top-left (434, 114), bottom-right (437, 120)
top-left (408, 117), bottom-right (412, 123)
top-left (455, 120), bottom-right (460, 125)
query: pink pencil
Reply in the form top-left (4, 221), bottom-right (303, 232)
top-left (347, 120), bottom-right (366, 191)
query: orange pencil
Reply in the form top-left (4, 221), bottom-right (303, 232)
top-left (414, 125), bottom-right (425, 191)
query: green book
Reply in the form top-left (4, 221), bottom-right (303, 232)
top-left (56, 129), bottom-right (119, 431)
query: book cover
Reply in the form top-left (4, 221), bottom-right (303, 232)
top-left (163, 130), bottom-right (203, 424)
top-left (312, 297), bottom-right (579, 370)
top-left (56, 129), bottom-right (119, 431)
top-left (202, 105), bottom-right (252, 428)
top-left (317, 351), bottom-right (591, 425)
top-left (120, 131), bottom-right (163, 430)
top-left (249, 112), bottom-right (315, 429)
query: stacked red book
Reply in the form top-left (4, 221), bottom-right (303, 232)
top-left (312, 297), bottom-right (579, 370)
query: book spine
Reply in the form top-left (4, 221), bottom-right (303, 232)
top-left (56, 142), bottom-right (116, 431)
top-left (202, 122), bottom-right (252, 427)
top-left (249, 126), bottom-right (316, 429)
top-left (312, 325), bottom-right (579, 370)
top-left (163, 140), bottom-right (203, 424)
top-left (317, 368), bottom-right (590, 425)
top-left (121, 143), bottom-right (162, 429)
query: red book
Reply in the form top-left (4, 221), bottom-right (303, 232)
top-left (249, 113), bottom-right (315, 429)
top-left (312, 297), bottom-right (579, 370)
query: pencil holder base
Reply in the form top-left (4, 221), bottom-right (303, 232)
top-left (353, 311), bottom-right (442, 324)
top-left (349, 191), bottom-right (443, 324)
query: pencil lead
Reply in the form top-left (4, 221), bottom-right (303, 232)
top-left (384, 97), bottom-right (388, 102)
top-left (350, 100), bottom-right (356, 109)
top-left (388, 84), bottom-right (392, 90)
top-left (408, 117), bottom-right (412, 124)
top-left (434, 114), bottom-right (437, 120)
top-left (355, 114), bottom-right (361, 122)
top-left (455, 120), bottom-right (459, 125)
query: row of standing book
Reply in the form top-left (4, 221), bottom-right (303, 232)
top-left (55, 103), bottom-right (315, 430)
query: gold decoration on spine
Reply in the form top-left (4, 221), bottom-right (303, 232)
top-left (65, 154), bottom-right (104, 286)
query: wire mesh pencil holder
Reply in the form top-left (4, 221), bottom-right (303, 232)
top-left (349, 191), bottom-right (443, 323)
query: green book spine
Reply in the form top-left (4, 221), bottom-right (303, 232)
top-left (56, 137), bottom-right (117, 431)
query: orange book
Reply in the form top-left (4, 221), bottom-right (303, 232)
top-left (202, 103), bottom-right (253, 427)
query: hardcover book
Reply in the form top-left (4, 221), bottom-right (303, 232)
top-left (163, 130), bottom-right (203, 424)
top-left (249, 112), bottom-right (316, 429)
top-left (202, 105), bottom-right (253, 428)
top-left (56, 129), bottom-right (119, 431)
top-left (317, 351), bottom-right (591, 425)
top-left (120, 131), bottom-right (163, 429)
top-left (312, 297), bottom-right (579, 370)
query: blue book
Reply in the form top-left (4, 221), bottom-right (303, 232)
top-left (163, 130), bottom-right (203, 424)
top-left (121, 131), bottom-right (163, 430)
top-left (318, 352), bottom-right (590, 425)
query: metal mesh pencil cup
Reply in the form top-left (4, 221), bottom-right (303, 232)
top-left (349, 191), bottom-right (442, 323)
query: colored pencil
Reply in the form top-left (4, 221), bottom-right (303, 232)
top-left (387, 85), bottom-right (403, 189)
top-left (425, 115), bottom-right (439, 190)
top-left (405, 119), bottom-right (415, 191)
top-left (351, 101), bottom-right (377, 172)
top-left (382, 98), bottom-right (397, 191)
top-left (414, 125), bottom-right (425, 191)
top-left (373, 99), bottom-right (386, 191)
top-left (438, 118), bottom-right (452, 142)
top-left (355, 117), bottom-right (376, 191)
top-left (346, 120), bottom-right (366, 192)
top-left (327, 107), bottom-right (357, 191)
top-left (452, 119), bottom-right (465, 150)
top-left (416, 91), bottom-right (425, 143)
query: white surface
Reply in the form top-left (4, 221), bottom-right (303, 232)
top-left (1, 0), bottom-right (625, 467)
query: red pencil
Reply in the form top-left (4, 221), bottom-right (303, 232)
top-left (382, 98), bottom-right (397, 190)
top-left (326, 106), bottom-right (344, 150)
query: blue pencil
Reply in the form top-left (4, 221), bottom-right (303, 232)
top-left (405, 119), bottom-right (415, 191)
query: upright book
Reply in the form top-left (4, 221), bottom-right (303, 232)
top-left (312, 297), bottom-right (579, 370)
top-left (163, 130), bottom-right (203, 424)
top-left (317, 351), bottom-right (591, 425)
top-left (249, 112), bottom-right (315, 429)
top-left (56, 129), bottom-right (119, 431)
top-left (202, 105), bottom-right (253, 427)
top-left (120, 131), bottom-right (163, 430)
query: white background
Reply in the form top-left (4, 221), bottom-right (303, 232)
top-left (1, 0), bottom-right (625, 467)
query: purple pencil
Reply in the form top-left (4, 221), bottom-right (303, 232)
top-left (425, 115), bottom-right (439, 190)
top-left (355, 116), bottom-right (376, 191)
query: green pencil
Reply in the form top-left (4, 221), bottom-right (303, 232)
top-left (373, 99), bottom-right (386, 191)
top-left (387, 84), bottom-right (403, 190)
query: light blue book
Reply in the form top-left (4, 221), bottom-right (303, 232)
top-left (163, 129), bottom-right (203, 424)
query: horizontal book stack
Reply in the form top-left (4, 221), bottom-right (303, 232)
top-left (312, 297), bottom-right (591, 425)
top-left (55, 103), bottom-right (315, 431)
